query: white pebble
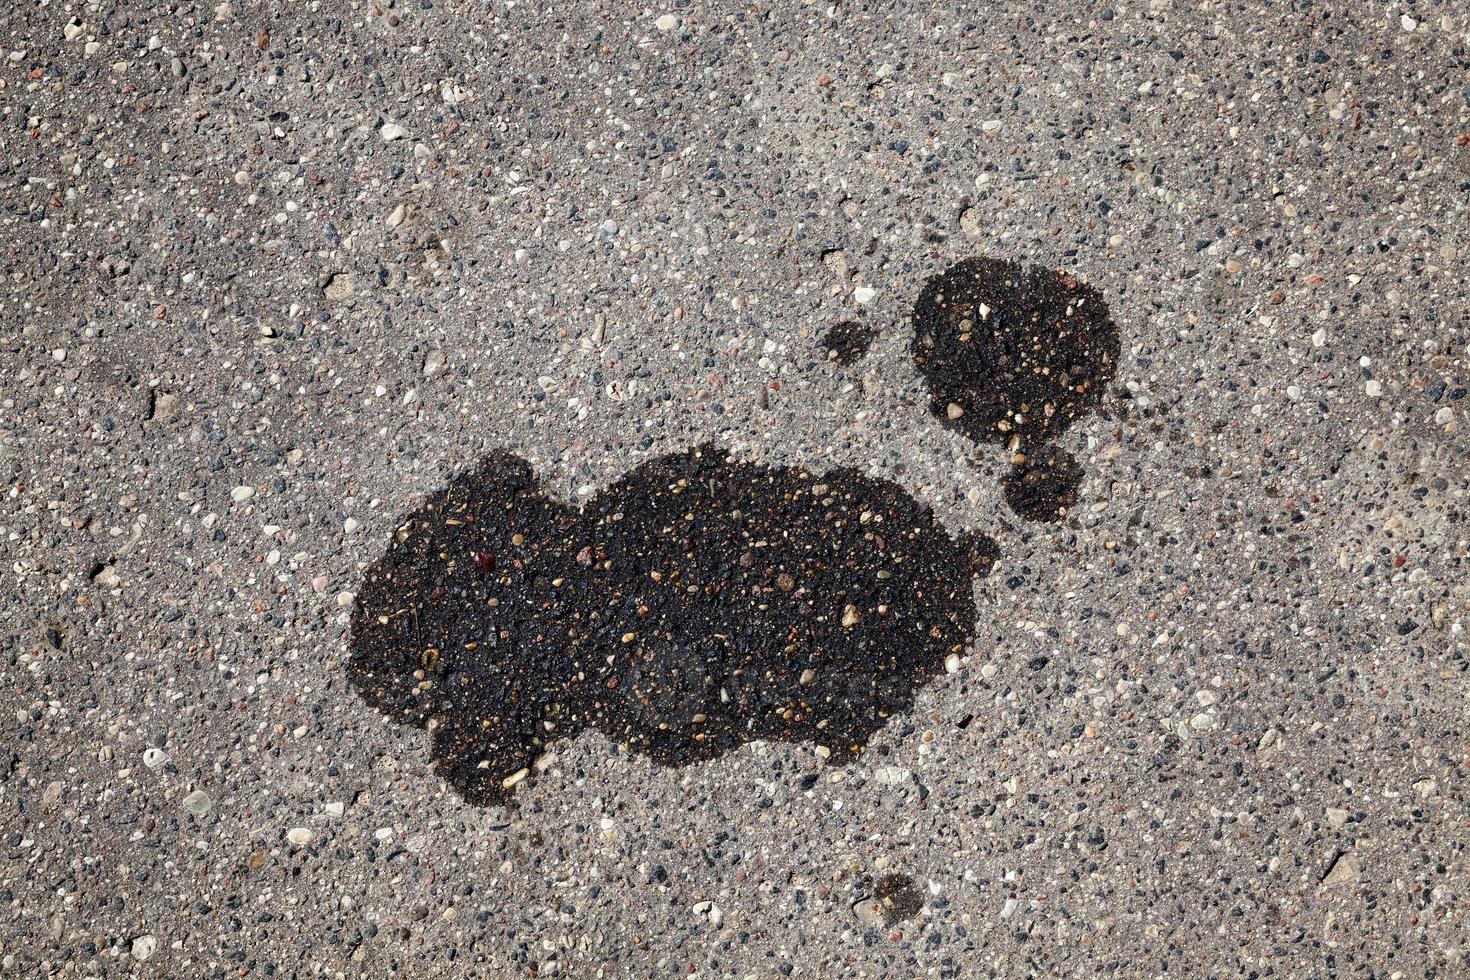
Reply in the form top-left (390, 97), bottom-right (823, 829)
top-left (1400, 14), bottom-right (1417, 31)
top-left (286, 827), bottom-right (314, 846)
top-left (230, 485), bottom-right (255, 502)
top-left (853, 286), bottom-right (876, 305)
top-left (380, 122), bottom-right (408, 142)
top-left (131, 935), bottom-right (158, 962)
top-left (343, 517), bottom-right (361, 534)
top-left (181, 789), bottom-right (212, 816)
top-left (981, 119), bottom-right (1003, 134)
top-left (655, 13), bottom-right (679, 30)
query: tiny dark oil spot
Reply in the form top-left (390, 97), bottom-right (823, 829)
top-left (911, 256), bottom-right (1119, 521)
top-left (349, 445), bottom-right (992, 806)
top-left (821, 320), bottom-right (878, 366)
top-left (1001, 444), bottom-right (1085, 521)
top-left (873, 873), bottom-right (925, 925)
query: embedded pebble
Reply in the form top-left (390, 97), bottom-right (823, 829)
top-left (131, 935), bottom-right (158, 962)
top-left (181, 790), bottom-right (212, 816)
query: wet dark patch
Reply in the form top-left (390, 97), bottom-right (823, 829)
top-left (820, 320), bottom-right (878, 366)
top-left (911, 256), bottom-right (1119, 521)
top-left (349, 444), bottom-right (992, 805)
top-left (1000, 444), bottom-right (1085, 521)
top-left (872, 873), bottom-right (924, 925)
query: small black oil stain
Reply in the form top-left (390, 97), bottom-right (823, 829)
top-left (1000, 443), bottom-right (1085, 522)
top-left (872, 873), bottom-right (924, 925)
top-left (349, 445), bottom-right (993, 805)
top-left (821, 320), bottom-right (878, 366)
top-left (912, 256), bottom-right (1119, 521)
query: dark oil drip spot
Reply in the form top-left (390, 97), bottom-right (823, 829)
top-left (349, 445), bottom-right (994, 806)
top-left (873, 873), bottom-right (924, 925)
top-left (1001, 444), bottom-right (1085, 521)
top-left (911, 256), bottom-right (1119, 522)
top-left (821, 320), bottom-right (878, 366)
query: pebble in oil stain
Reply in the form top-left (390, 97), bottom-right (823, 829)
top-left (349, 445), bottom-right (994, 805)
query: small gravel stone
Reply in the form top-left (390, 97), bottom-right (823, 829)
top-left (853, 898), bottom-right (885, 927)
top-left (181, 789), bottom-right (212, 816)
top-left (1322, 852), bottom-right (1360, 888)
top-left (131, 935), bottom-right (158, 962)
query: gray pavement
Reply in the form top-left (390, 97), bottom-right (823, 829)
top-left (2, 1), bottom-right (1468, 976)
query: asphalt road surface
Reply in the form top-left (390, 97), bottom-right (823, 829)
top-left (3, 2), bottom-right (1468, 977)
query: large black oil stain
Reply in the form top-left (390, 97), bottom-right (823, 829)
top-left (349, 445), bottom-right (994, 805)
top-left (912, 257), bottom-right (1119, 521)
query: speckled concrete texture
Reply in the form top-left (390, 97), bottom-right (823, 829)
top-left (3, 1), bottom-right (1468, 977)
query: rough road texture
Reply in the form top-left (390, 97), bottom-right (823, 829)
top-left (3, 2), bottom-right (1469, 978)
